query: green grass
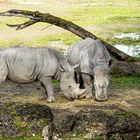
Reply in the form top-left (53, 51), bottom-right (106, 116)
top-left (35, 32), bottom-right (80, 47)
top-left (69, 4), bottom-right (140, 34)
top-left (105, 37), bottom-right (140, 46)
top-left (0, 135), bottom-right (41, 140)
top-left (0, 32), bottom-right (80, 48)
top-left (110, 76), bottom-right (140, 90)
top-left (0, 0), bottom-right (140, 48)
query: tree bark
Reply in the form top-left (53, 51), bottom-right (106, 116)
top-left (0, 9), bottom-right (140, 75)
top-left (111, 61), bottom-right (140, 76)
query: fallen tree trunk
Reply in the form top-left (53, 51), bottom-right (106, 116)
top-left (111, 61), bottom-right (140, 76)
top-left (0, 9), bottom-right (140, 75)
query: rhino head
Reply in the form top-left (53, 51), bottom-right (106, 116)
top-left (88, 39), bottom-right (111, 101)
top-left (60, 68), bottom-right (86, 100)
top-left (93, 64), bottom-right (110, 101)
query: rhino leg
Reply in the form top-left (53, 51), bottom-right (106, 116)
top-left (39, 83), bottom-right (48, 100)
top-left (39, 76), bottom-right (55, 103)
top-left (74, 72), bottom-right (78, 84)
top-left (80, 74), bottom-right (93, 98)
top-left (0, 62), bottom-right (8, 83)
top-left (75, 72), bottom-right (85, 89)
top-left (79, 73), bottom-right (85, 89)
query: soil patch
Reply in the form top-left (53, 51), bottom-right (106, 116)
top-left (48, 108), bottom-right (140, 139)
top-left (0, 80), bottom-right (139, 139)
top-left (0, 102), bottom-right (53, 137)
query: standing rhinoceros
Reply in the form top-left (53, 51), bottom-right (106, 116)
top-left (67, 38), bottom-right (111, 101)
top-left (0, 46), bottom-right (85, 102)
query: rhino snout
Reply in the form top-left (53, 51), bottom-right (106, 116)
top-left (95, 96), bottom-right (108, 102)
top-left (73, 88), bottom-right (87, 99)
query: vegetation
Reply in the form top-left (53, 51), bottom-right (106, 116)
top-left (110, 76), bottom-right (140, 90)
top-left (0, 136), bottom-right (41, 140)
top-left (0, 0), bottom-right (140, 49)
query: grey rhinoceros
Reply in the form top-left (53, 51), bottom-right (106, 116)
top-left (67, 38), bottom-right (111, 101)
top-left (0, 46), bottom-right (85, 102)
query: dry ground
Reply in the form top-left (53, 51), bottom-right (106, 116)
top-left (0, 80), bottom-right (139, 121)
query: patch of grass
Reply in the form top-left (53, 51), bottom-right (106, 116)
top-left (66, 130), bottom-right (102, 140)
top-left (105, 37), bottom-right (140, 46)
top-left (0, 33), bottom-right (76, 49)
top-left (61, 33), bottom-right (80, 46)
top-left (69, 2), bottom-right (140, 26)
top-left (0, 32), bottom-right (78, 48)
top-left (0, 135), bottom-right (42, 140)
top-left (35, 34), bottom-right (61, 46)
top-left (66, 133), bottom-right (102, 140)
top-left (110, 76), bottom-right (140, 90)
top-left (0, 39), bottom-right (33, 48)
top-left (35, 33), bottom-right (80, 47)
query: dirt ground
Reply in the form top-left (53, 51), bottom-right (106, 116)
top-left (0, 80), bottom-right (140, 121)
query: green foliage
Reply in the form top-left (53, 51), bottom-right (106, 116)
top-left (35, 33), bottom-right (80, 47)
top-left (110, 76), bottom-right (140, 90)
top-left (0, 135), bottom-right (42, 140)
top-left (105, 37), bottom-right (140, 46)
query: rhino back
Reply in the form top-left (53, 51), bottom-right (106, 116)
top-left (67, 38), bottom-right (95, 65)
top-left (67, 45), bottom-right (80, 66)
top-left (67, 38), bottom-right (110, 74)
top-left (88, 39), bottom-right (110, 65)
top-left (4, 47), bottom-right (59, 83)
top-left (67, 38), bottom-right (94, 74)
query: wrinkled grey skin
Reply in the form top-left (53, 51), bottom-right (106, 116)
top-left (67, 38), bottom-right (111, 101)
top-left (0, 46), bottom-right (85, 102)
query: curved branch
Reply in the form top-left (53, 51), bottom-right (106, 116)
top-left (0, 9), bottom-right (137, 61)
top-left (7, 19), bottom-right (39, 30)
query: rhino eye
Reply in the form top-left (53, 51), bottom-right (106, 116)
top-left (69, 86), bottom-right (71, 88)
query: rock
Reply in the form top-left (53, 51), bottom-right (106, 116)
top-left (42, 126), bottom-right (49, 140)
top-left (47, 108), bottom-right (140, 140)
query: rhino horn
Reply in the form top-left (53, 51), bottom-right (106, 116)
top-left (72, 64), bottom-right (80, 69)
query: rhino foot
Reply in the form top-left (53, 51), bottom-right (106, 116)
top-left (85, 94), bottom-right (93, 99)
top-left (47, 96), bottom-right (55, 103)
top-left (39, 96), bottom-right (48, 100)
top-left (95, 96), bottom-right (108, 102)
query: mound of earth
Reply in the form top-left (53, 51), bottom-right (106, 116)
top-left (0, 101), bottom-right (140, 140)
top-left (46, 108), bottom-right (140, 140)
top-left (0, 102), bottom-right (53, 137)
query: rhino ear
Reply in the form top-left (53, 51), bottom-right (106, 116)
top-left (59, 63), bottom-right (73, 72)
top-left (59, 65), bottom-right (65, 72)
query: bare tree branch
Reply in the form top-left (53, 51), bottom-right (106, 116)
top-left (7, 19), bottom-right (39, 30)
top-left (0, 9), bottom-right (41, 19)
top-left (0, 9), bottom-right (137, 62)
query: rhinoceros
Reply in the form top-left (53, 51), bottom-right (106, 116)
top-left (0, 46), bottom-right (85, 102)
top-left (67, 38), bottom-right (111, 101)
